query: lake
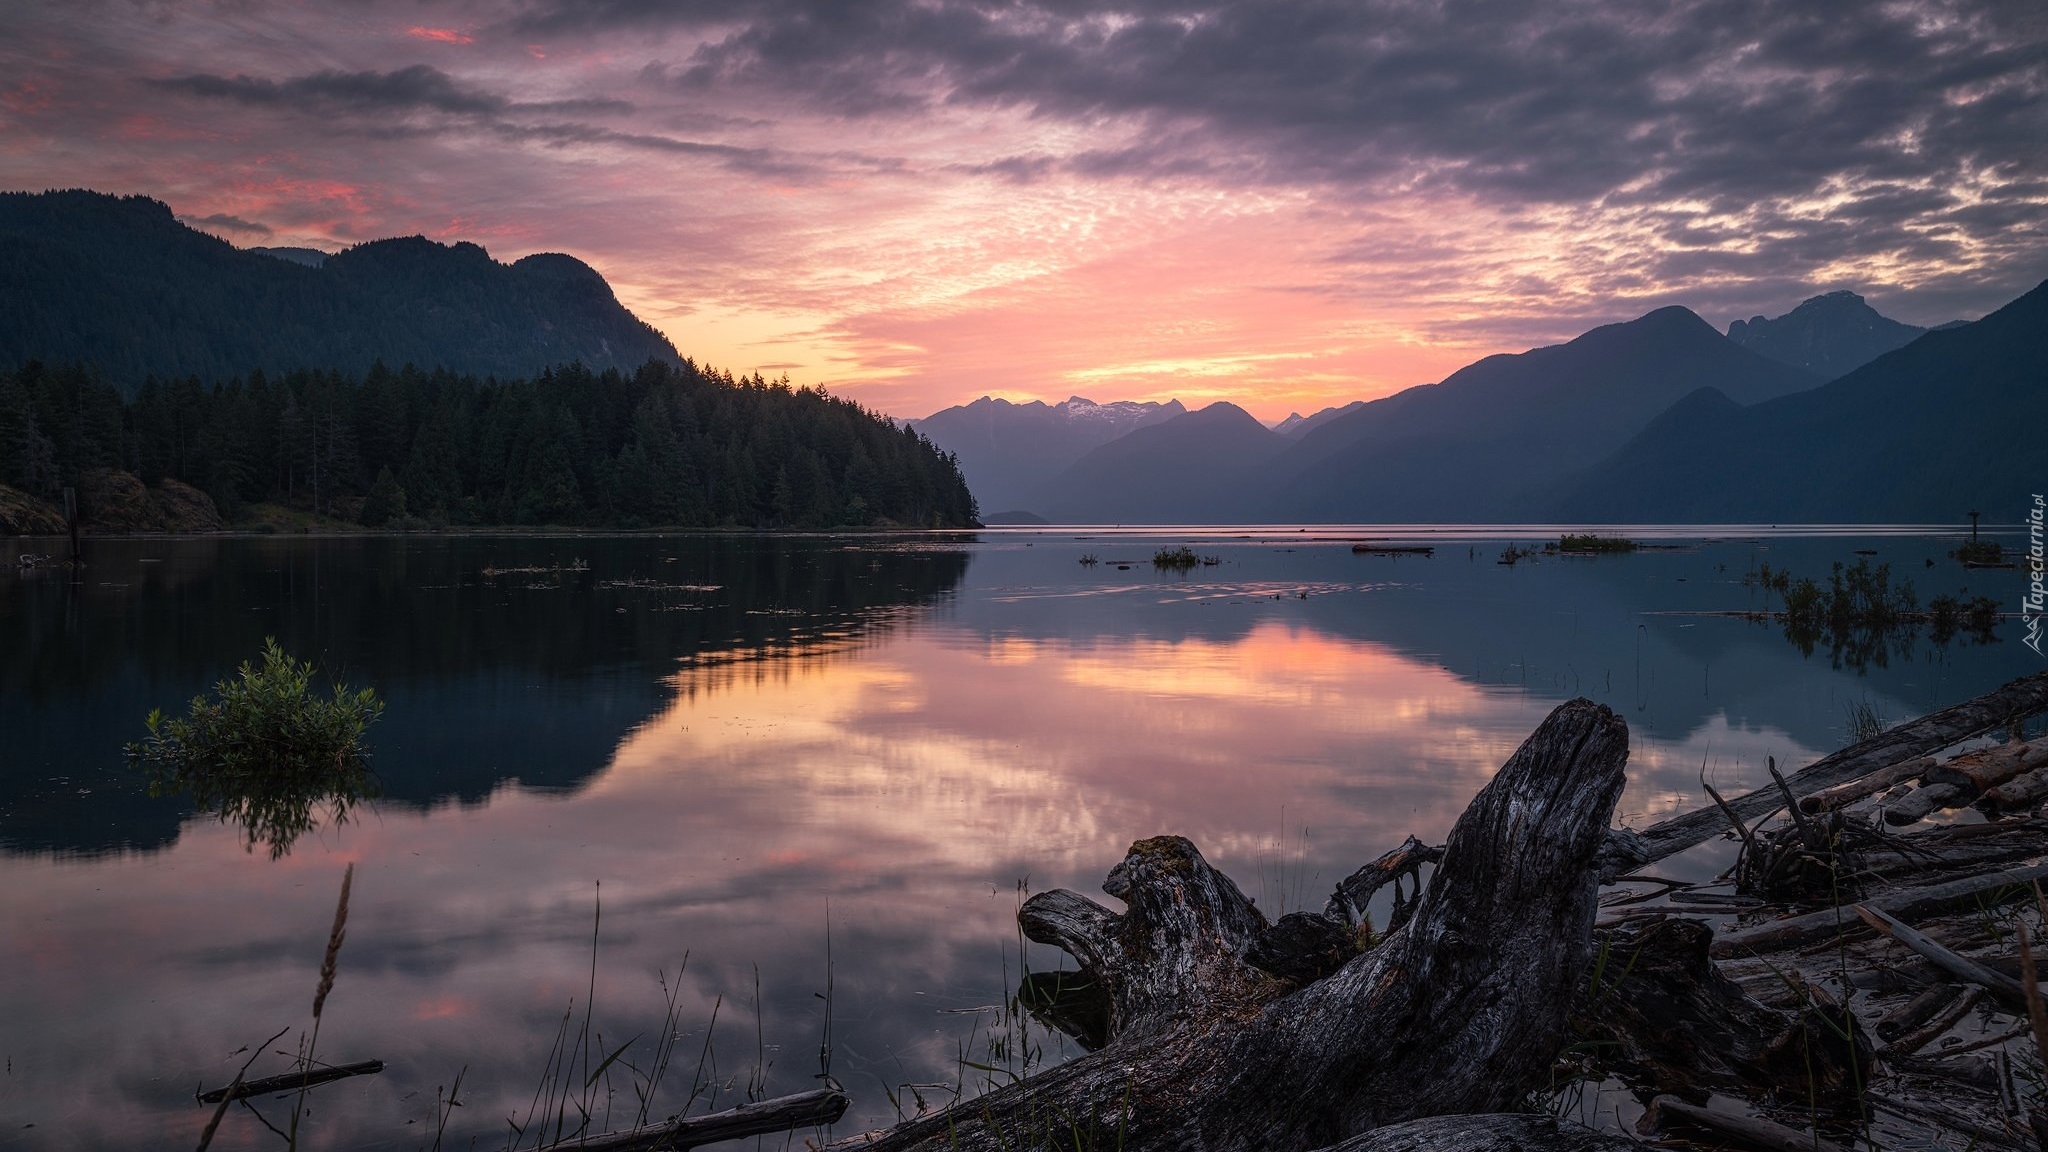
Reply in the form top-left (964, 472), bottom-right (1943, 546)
top-left (0, 526), bottom-right (2032, 1150)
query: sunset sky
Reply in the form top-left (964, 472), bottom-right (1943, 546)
top-left (2, 0), bottom-right (2042, 420)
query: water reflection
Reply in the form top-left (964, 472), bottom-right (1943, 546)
top-left (0, 535), bottom-right (970, 856)
top-left (0, 528), bottom-right (2032, 1150)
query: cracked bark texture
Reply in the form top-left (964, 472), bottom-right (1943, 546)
top-left (833, 698), bottom-right (1630, 1152)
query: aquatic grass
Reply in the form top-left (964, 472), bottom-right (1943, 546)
top-left (1845, 699), bottom-right (1886, 745)
top-left (1151, 547), bottom-right (1200, 572)
top-left (504, 891), bottom-right (813, 1152)
top-left (289, 863), bottom-right (354, 1148)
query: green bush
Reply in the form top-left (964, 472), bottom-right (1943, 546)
top-left (1555, 534), bottom-right (1637, 554)
top-left (1152, 546), bottom-right (1201, 571)
top-left (127, 638), bottom-right (383, 857)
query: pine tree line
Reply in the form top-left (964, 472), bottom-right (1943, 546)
top-left (0, 358), bottom-right (979, 529)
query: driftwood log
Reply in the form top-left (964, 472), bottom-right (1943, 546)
top-left (534, 1089), bottom-right (849, 1152)
top-left (1605, 669), bottom-right (2048, 874)
top-left (197, 1059), bottom-right (384, 1103)
top-left (832, 698), bottom-right (1631, 1152)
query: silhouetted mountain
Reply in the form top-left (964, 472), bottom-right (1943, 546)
top-left (1557, 280), bottom-right (2044, 522)
top-left (912, 394), bottom-right (1185, 512)
top-left (1271, 400), bottom-right (1367, 438)
top-left (248, 246), bottom-right (328, 268)
top-left (1030, 402), bottom-right (1286, 523)
top-left (0, 190), bottom-right (680, 390)
top-left (1254, 306), bottom-right (1823, 522)
top-left (1726, 290), bottom-right (1931, 379)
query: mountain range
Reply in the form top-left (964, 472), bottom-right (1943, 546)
top-left (1725, 290), bottom-right (1931, 378)
top-left (923, 286), bottom-right (2030, 524)
top-left (910, 395), bottom-right (1185, 513)
top-left (3, 188), bottom-right (2029, 527)
top-left (0, 190), bottom-right (679, 390)
top-left (1556, 281), bottom-right (2043, 522)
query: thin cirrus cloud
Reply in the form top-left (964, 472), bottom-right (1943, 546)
top-left (0, 0), bottom-right (2042, 417)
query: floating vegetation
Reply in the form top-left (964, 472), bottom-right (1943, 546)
top-left (1078, 554), bottom-right (1099, 566)
top-left (126, 638), bottom-right (382, 857)
top-left (481, 558), bottom-right (590, 578)
top-left (1152, 546), bottom-right (1201, 571)
top-left (1497, 544), bottom-right (1538, 566)
top-left (1952, 538), bottom-right (2008, 566)
top-left (1747, 558), bottom-right (2000, 669)
top-left (1551, 534), bottom-right (1638, 554)
top-left (595, 578), bottom-right (723, 592)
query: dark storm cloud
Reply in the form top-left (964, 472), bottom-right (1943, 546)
top-left (152, 64), bottom-right (632, 118)
top-left (519, 0), bottom-right (2046, 281)
top-left (153, 64), bottom-right (514, 115)
top-left (146, 61), bottom-right (869, 177)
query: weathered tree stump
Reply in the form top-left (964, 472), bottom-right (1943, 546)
top-left (835, 698), bottom-right (1630, 1152)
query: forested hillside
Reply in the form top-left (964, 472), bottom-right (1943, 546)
top-left (0, 190), bottom-right (681, 389)
top-left (0, 359), bottom-right (978, 530)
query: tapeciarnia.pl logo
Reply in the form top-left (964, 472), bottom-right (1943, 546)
top-left (2026, 494), bottom-right (2045, 657)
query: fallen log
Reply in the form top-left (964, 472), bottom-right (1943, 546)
top-left (1315, 1113), bottom-right (1636, 1152)
top-left (1885, 985), bottom-right (1984, 1056)
top-left (1799, 757), bottom-right (1932, 813)
top-left (1984, 764), bottom-right (2048, 811)
top-left (1882, 781), bottom-right (1968, 825)
top-left (839, 698), bottom-right (1631, 1152)
top-left (534, 1089), bottom-right (849, 1152)
top-left (1709, 863), bottom-right (2048, 958)
top-left (1924, 738), bottom-right (2048, 797)
top-left (197, 1059), bottom-right (383, 1103)
top-left (1876, 982), bottom-right (1964, 1042)
top-left (1857, 904), bottom-right (2030, 1011)
top-left (1639, 1094), bottom-right (1851, 1152)
top-left (1606, 671), bottom-right (2048, 875)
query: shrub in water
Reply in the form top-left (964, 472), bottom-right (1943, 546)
top-left (127, 638), bottom-right (383, 856)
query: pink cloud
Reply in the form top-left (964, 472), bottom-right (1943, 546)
top-left (406, 26), bottom-right (474, 45)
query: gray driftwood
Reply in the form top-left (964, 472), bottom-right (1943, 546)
top-left (535, 1089), bottom-right (849, 1152)
top-left (834, 698), bottom-right (1630, 1152)
top-left (1640, 1095), bottom-right (1850, 1152)
top-left (1313, 1113), bottom-right (1637, 1152)
top-left (1605, 670), bottom-right (2048, 874)
top-left (1857, 904), bottom-right (2031, 1011)
top-left (1710, 863), bottom-right (2048, 958)
top-left (1799, 757), bottom-right (1932, 813)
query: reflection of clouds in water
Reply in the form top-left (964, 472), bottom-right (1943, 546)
top-left (987, 579), bottom-right (1400, 604)
top-left (0, 617), bottom-right (1821, 1148)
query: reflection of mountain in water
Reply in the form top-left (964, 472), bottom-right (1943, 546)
top-left (0, 536), bottom-right (971, 856)
top-left (947, 534), bottom-right (2030, 757)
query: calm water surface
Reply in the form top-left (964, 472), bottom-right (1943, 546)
top-left (0, 526), bottom-right (2033, 1149)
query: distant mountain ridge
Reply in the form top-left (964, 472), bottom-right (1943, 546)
top-left (1726, 290), bottom-right (1934, 379)
top-left (1287, 306), bottom-right (1821, 520)
top-left (1031, 401), bottom-right (1286, 522)
top-left (1559, 280), bottom-right (2043, 522)
top-left (911, 394), bottom-right (1186, 513)
top-left (0, 189), bottom-right (680, 390)
top-left (1271, 401), bottom-right (1368, 438)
